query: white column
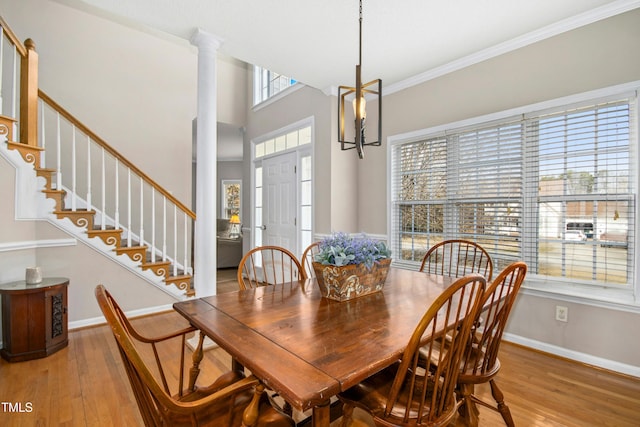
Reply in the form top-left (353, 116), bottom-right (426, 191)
top-left (191, 29), bottom-right (223, 297)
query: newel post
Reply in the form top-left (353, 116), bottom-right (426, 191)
top-left (20, 38), bottom-right (38, 147)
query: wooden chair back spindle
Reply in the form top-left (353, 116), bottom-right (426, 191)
top-left (339, 274), bottom-right (486, 426)
top-left (301, 242), bottom-right (321, 279)
top-left (420, 239), bottom-right (494, 281)
top-left (456, 261), bottom-right (527, 426)
top-left (237, 246), bottom-right (306, 290)
top-left (94, 285), bottom-right (295, 427)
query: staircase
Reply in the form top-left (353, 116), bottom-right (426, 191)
top-left (0, 112), bottom-right (194, 297)
top-left (0, 18), bottom-right (194, 297)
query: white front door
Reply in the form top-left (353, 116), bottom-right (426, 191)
top-left (262, 151), bottom-right (297, 255)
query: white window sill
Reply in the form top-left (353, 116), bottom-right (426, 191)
top-left (252, 83), bottom-right (304, 112)
top-left (391, 260), bottom-right (640, 312)
top-left (522, 277), bottom-right (640, 313)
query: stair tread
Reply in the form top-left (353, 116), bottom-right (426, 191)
top-left (143, 260), bottom-right (171, 266)
top-left (166, 273), bottom-right (192, 279)
top-left (88, 226), bottom-right (121, 232)
top-left (6, 140), bottom-right (44, 151)
top-left (55, 209), bottom-right (96, 213)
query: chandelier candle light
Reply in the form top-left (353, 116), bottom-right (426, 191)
top-left (338, 0), bottom-right (382, 159)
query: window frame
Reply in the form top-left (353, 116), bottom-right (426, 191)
top-left (220, 179), bottom-right (241, 220)
top-left (252, 65), bottom-right (299, 108)
top-left (387, 82), bottom-right (640, 307)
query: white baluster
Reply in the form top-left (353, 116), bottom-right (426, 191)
top-left (39, 100), bottom-right (46, 165)
top-left (101, 148), bottom-right (106, 230)
top-left (151, 189), bottom-right (156, 262)
top-left (11, 45), bottom-right (17, 137)
top-left (56, 113), bottom-right (61, 190)
top-left (114, 158), bottom-right (120, 230)
top-left (0, 27), bottom-right (4, 113)
top-left (127, 169), bottom-right (132, 247)
top-left (139, 177), bottom-right (144, 247)
top-left (162, 196), bottom-right (167, 261)
top-left (71, 126), bottom-right (77, 211)
top-left (86, 136), bottom-right (92, 210)
top-left (174, 205), bottom-right (178, 275)
top-left (183, 212), bottom-right (189, 275)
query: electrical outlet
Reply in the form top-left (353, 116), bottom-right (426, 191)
top-left (555, 305), bottom-right (568, 322)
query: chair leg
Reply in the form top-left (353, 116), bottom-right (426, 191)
top-left (188, 332), bottom-right (206, 391)
top-left (489, 379), bottom-right (514, 427)
top-left (283, 401), bottom-right (293, 416)
top-left (232, 357), bottom-right (246, 373)
top-left (265, 391), bottom-right (293, 417)
top-left (457, 383), bottom-right (480, 426)
top-left (340, 403), bottom-right (355, 427)
top-left (242, 382), bottom-right (266, 427)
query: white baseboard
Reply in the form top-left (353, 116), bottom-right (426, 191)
top-left (68, 303), bottom-right (175, 330)
top-left (503, 332), bottom-right (640, 378)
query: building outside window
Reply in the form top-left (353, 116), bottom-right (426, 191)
top-left (390, 85), bottom-right (637, 302)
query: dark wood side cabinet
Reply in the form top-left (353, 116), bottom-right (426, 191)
top-left (0, 277), bottom-right (69, 362)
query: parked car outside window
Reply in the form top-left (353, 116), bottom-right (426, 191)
top-left (565, 230), bottom-right (587, 241)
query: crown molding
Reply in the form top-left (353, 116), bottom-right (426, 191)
top-left (384, 0), bottom-right (640, 96)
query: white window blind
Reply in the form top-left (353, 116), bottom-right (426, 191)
top-left (524, 100), bottom-right (635, 286)
top-left (391, 92), bottom-right (636, 293)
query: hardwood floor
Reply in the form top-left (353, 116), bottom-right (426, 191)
top-left (1, 273), bottom-right (639, 426)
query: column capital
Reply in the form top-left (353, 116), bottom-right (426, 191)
top-left (190, 28), bottom-right (224, 51)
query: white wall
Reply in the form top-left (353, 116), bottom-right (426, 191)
top-left (376, 9), bottom-right (640, 373)
top-left (244, 84), bottom-right (361, 237)
top-left (0, 0), bottom-right (213, 326)
top-left (1, 0), bottom-right (638, 374)
top-left (0, 156), bottom-right (37, 283)
top-left (240, 9), bottom-right (640, 374)
top-left (0, 0), bottom-right (196, 204)
top-left (367, 9), bottom-right (640, 236)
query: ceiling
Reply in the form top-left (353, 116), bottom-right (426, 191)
top-left (58, 0), bottom-right (639, 94)
top-left (55, 1), bottom-right (639, 161)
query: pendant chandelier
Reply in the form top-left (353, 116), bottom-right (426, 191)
top-left (338, 0), bottom-right (382, 159)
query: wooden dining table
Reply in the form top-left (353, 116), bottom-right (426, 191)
top-left (173, 267), bottom-right (457, 427)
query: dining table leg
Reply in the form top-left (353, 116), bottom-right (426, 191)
top-left (311, 399), bottom-right (331, 427)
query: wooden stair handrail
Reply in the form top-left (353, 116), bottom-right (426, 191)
top-left (0, 16), bottom-right (27, 56)
top-left (38, 90), bottom-right (196, 220)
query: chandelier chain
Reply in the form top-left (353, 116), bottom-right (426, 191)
top-left (358, 0), bottom-right (363, 66)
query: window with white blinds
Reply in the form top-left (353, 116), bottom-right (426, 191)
top-left (390, 91), bottom-right (637, 295)
top-left (525, 100), bottom-right (634, 286)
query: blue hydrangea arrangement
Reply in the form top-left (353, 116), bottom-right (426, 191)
top-left (314, 232), bottom-right (391, 270)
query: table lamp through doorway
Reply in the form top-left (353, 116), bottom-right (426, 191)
top-left (229, 214), bottom-right (241, 239)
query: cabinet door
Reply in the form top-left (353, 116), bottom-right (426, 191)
top-left (44, 285), bottom-right (68, 350)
